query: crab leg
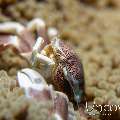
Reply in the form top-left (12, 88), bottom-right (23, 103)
top-left (0, 22), bottom-right (25, 34)
top-left (0, 21), bottom-right (35, 52)
top-left (27, 18), bottom-right (50, 44)
top-left (27, 18), bottom-right (58, 44)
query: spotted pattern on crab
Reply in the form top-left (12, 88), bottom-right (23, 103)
top-left (66, 58), bottom-right (84, 84)
top-left (56, 40), bottom-right (84, 83)
top-left (53, 40), bottom-right (85, 106)
top-left (54, 64), bottom-right (74, 102)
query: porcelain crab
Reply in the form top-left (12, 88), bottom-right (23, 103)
top-left (0, 18), bottom-right (85, 109)
top-left (31, 36), bottom-right (85, 108)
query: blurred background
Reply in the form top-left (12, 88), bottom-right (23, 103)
top-left (0, 0), bottom-right (120, 120)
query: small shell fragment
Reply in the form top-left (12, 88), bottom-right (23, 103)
top-left (17, 68), bottom-right (76, 120)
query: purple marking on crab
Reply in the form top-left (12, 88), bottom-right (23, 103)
top-left (52, 39), bottom-right (85, 105)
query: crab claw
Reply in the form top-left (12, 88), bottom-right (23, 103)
top-left (17, 68), bottom-right (54, 101)
top-left (17, 68), bottom-right (47, 87)
top-left (17, 68), bottom-right (76, 120)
